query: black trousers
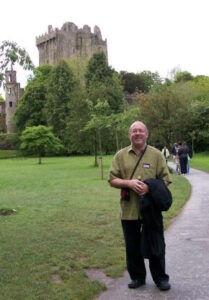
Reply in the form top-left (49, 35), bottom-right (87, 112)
top-left (179, 156), bottom-right (188, 174)
top-left (121, 219), bottom-right (169, 284)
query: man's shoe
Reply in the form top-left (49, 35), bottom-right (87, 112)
top-left (128, 279), bottom-right (145, 289)
top-left (156, 280), bottom-right (171, 291)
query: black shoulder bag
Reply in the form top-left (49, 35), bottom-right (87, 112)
top-left (121, 146), bottom-right (147, 201)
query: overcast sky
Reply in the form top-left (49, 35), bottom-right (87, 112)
top-left (1, 0), bottom-right (209, 88)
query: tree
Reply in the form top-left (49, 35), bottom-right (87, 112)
top-left (120, 70), bottom-right (161, 94)
top-left (174, 71), bottom-right (193, 83)
top-left (15, 64), bottom-right (53, 132)
top-left (138, 82), bottom-right (196, 148)
top-left (0, 40), bottom-right (34, 87)
top-left (20, 126), bottom-right (63, 164)
top-left (65, 89), bottom-right (92, 154)
top-left (84, 52), bottom-right (125, 159)
top-left (85, 52), bottom-right (113, 88)
top-left (45, 60), bottom-right (77, 147)
top-left (83, 99), bottom-right (111, 165)
top-left (109, 105), bottom-right (142, 151)
top-left (85, 52), bottom-right (124, 113)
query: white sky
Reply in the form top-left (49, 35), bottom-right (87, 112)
top-left (1, 0), bottom-right (209, 88)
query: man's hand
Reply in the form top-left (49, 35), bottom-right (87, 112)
top-left (128, 179), bottom-right (149, 195)
top-left (110, 178), bottom-right (149, 195)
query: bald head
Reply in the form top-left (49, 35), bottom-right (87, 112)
top-left (129, 121), bottom-right (148, 134)
top-left (128, 121), bottom-right (149, 152)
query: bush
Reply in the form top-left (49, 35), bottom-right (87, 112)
top-left (0, 133), bottom-right (20, 150)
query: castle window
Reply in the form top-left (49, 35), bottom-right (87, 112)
top-left (8, 74), bottom-right (12, 82)
top-left (8, 88), bottom-right (12, 95)
top-left (9, 102), bottom-right (13, 107)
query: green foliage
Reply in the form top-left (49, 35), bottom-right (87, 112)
top-left (20, 126), bottom-right (63, 164)
top-left (120, 70), bottom-right (161, 93)
top-left (67, 55), bottom-right (88, 86)
top-left (65, 88), bottom-right (92, 154)
top-left (0, 40), bottom-right (34, 87)
top-left (174, 71), bottom-right (194, 83)
top-left (84, 99), bottom-right (111, 157)
top-left (45, 60), bottom-right (77, 146)
top-left (137, 82), bottom-right (197, 148)
top-left (15, 64), bottom-right (53, 132)
top-left (83, 52), bottom-right (125, 159)
top-left (189, 99), bottom-right (209, 151)
top-left (85, 52), bottom-right (124, 113)
top-left (0, 133), bottom-right (20, 150)
top-left (85, 52), bottom-right (113, 88)
top-left (185, 76), bottom-right (209, 151)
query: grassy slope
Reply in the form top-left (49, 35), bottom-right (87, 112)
top-left (189, 152), bottom-right (209, 173)
top-left (0, 156), bottom-right (190, 300)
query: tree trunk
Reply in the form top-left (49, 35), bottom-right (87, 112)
top-left (98, 128), bottom-right (102, 156)
top-left (94, 131), bottom-right (98, 166)
top-left (38, 153), bottom-right (42, 164)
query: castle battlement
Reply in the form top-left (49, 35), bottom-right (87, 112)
top-left (36, 26), bottom-right (58, 46)
top-left (36, 22), bottom-right (108, 65)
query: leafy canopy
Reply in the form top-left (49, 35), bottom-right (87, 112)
top-left (0, 40), bottom-right (34, 87)
top-left (20, 125), bottom-right (63, 164)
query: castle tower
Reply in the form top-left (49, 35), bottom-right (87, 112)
top-left (36, 22), bottom-right (108, 65)
top-left (5, 70), bottom-right (24, 133)
top-left (0, 100), bottom-right (6, 133)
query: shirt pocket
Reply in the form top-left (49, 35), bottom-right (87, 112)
top-left (141, 166), bottom-right (157, 180)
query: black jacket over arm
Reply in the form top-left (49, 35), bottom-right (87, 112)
top-left (140, 179), bottom-right (172, 259)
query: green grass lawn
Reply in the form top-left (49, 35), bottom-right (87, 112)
top-left (189, 152), bottom-right (209, 173)
top-left (0, 156), bottom-right (190, 300)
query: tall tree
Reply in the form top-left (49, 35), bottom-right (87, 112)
top-left (15, 64), bottom-right (53, 132)
top-left (84, 99), bottom-right (111, 165)
top-left (45, 60), bottom-right (77, 147)
top-left (138, 82), bottom-right (196, 148)
top-left (85, 52), bottom-right (112, 88)
top-left (84, 52), bottom-right (125, 158)
top-left (85, 52), bottom-right (124, 113)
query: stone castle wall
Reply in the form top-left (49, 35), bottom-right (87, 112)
top-left (36, 22), bottom-right (108, 65)
top-left (4, 71), bottom-right (24, 133)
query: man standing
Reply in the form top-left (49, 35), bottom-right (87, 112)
top-left (109, 121), bottom-right (171, 291)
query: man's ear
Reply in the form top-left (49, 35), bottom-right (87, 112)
top-left (146, 130), bottom-right (149, 139)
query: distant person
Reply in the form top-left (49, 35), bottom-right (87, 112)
top-left (175, 143), bottom-right (181, 174)
top-left (161, 146), bottom-right (170, 164)
top-left (187, 145), bottom-right (192, 173)
top-left (171, 143), bottom-right (178, 161)
top-left (178, 142), bottom-right (189, 174)
top-left (109, 121), bottom-right (172, 291)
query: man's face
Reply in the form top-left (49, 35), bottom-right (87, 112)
top-left (129, 122), bottom-right (148, 149)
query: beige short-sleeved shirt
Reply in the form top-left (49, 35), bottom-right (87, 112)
top-left (109, 145), bottom-right (171, 220)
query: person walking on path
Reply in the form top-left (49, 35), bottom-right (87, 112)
top-left (161, 145), bottom-right (170, 164)
top-left (108, 121), bottom-right (172, 291)
top-left (178, 141), bottom-right (189, 174)
top-left (171, 143), bottom-right (177, 161)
